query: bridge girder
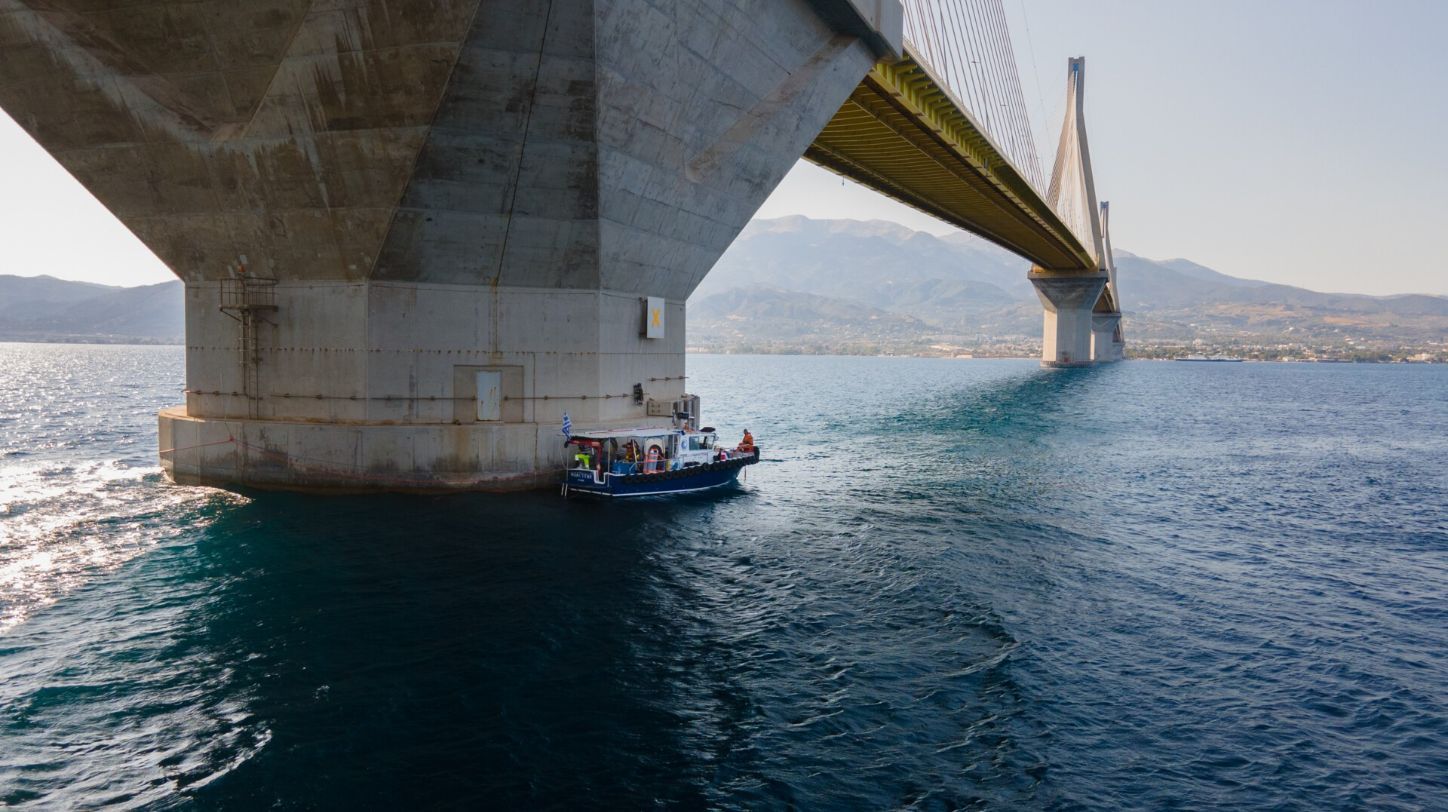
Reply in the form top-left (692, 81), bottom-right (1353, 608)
top-left (805, 52), bottom-right (1098, 274)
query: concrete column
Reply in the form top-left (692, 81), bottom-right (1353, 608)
top-left (0, 0), bottom-right (899, 492)
top-left (162, 281), bottom-right (687, 491)
top-left (1031, 273), bottom-right (1108, 368)
top-left (1091, 313), bottom-right (1123, 363)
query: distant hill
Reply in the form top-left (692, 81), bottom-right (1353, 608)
top-left (689, 217), bottom-right (1448, 355)
top-left (5, 220), bottom-right (1445, 357)
top-left (692, 287), bottom-right (935, 354)
top-left (0, 275), bottom-right (182, 343)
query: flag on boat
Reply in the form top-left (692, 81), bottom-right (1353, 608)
top-left (561, 411), bottom-right (572, 439)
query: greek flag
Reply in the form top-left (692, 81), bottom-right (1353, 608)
top-left (561, 411), bottom-right (572, 440)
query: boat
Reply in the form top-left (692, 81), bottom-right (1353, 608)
top-left (562, 425), bottom-right (760, 498)
top-left (1174, 354), bottom-right (1243, 362)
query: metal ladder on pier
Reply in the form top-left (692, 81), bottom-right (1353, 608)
top-left (219, 276), bottom-right (278, 418)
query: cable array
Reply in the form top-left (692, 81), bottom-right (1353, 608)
top-left (901, 0), bottom-right (1046, 194)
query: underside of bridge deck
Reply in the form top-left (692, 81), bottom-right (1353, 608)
top-left (804, 54), bottom-right (1097, 275)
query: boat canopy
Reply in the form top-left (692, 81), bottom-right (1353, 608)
top-left (568, 426), bottom-right (689, 441)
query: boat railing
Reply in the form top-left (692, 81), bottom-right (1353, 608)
top-left (603, 450), bottom-right (754, 477)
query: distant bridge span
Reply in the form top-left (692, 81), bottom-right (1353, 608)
top-left (807, 0), bottom-right (1122, 364)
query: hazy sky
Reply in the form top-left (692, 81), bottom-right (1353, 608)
top-left (2, 0), bottom-right (1445, 295)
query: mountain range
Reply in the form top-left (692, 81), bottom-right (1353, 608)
top-left (688, 217), bottom-right (1448, 358)
top-left (0, 274), bottom-right (182, 343)
top-left (2, 216), bottom-right (1444, 358)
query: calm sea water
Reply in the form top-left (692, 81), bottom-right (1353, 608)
top-left (1, 342), bottom-right (1445, 809)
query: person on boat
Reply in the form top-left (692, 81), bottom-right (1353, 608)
top-left (737, 429), bottom-right (754, 452)
top-left (574, 449), bottom-right (592, 470)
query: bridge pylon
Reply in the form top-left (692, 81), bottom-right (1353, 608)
top-left (1030, 56), bottom-right (1111, 367)
top-left (1091, 200), bottom-right (1125, 362)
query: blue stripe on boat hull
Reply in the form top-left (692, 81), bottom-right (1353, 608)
top-left (564, 451), bottom-right (758, 498)
top-left (595, 468), bottom-right (741, 497)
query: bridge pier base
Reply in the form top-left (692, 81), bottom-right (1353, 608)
top-left (1091, 313), bottom-right (1124, 362)
top-left (160, 408), bottom-right (572, 493)
top-left (159, 280), bottom-right (690, 493)
top-left (1031, 273), bottom-right (1108, 368)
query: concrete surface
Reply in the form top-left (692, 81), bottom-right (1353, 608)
top-left (0, 0), bottom-right (898, 490)
top-left (1031, 272), bottom-right (1108, 369)
top-left (1091, 312), bottom-right (1123, 363)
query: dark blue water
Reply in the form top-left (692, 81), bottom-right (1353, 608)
top-left (2, 343), bottom-right (1446, 809)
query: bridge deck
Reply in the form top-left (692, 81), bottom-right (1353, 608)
top-left (806, 53), bottom-right (1098, 275)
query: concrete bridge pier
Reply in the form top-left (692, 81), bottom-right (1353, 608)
top-left (1091, 312), bottom-right (1123, 362)
top-left (159, 282), bottom-right (691, 491)
top-left (1031, 272), bottom-right (1108, 368)
top-left (0, 0), bottom-right (901, 492)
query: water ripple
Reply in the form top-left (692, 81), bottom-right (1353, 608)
top-left (1, 348), bottom-right (1446, 809)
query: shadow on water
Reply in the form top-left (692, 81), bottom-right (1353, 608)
top-left (0, 359), bottom-right (1140, 809)
top-left (5, 462), bottom-right (1041, 808)
top-left (895, 363), bottom-right (1123, 439)
top-left (844, 364), bottom-right (1127, 522)
top-left (169, 490), bottom-right (737, 808)
top-left (113, 478), bottom-right (1034, 809)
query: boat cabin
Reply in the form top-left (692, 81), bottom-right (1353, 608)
top-left (565, 426), bottom-right (726, 476)
top-left (561, 425), bottom-right (758, 497)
